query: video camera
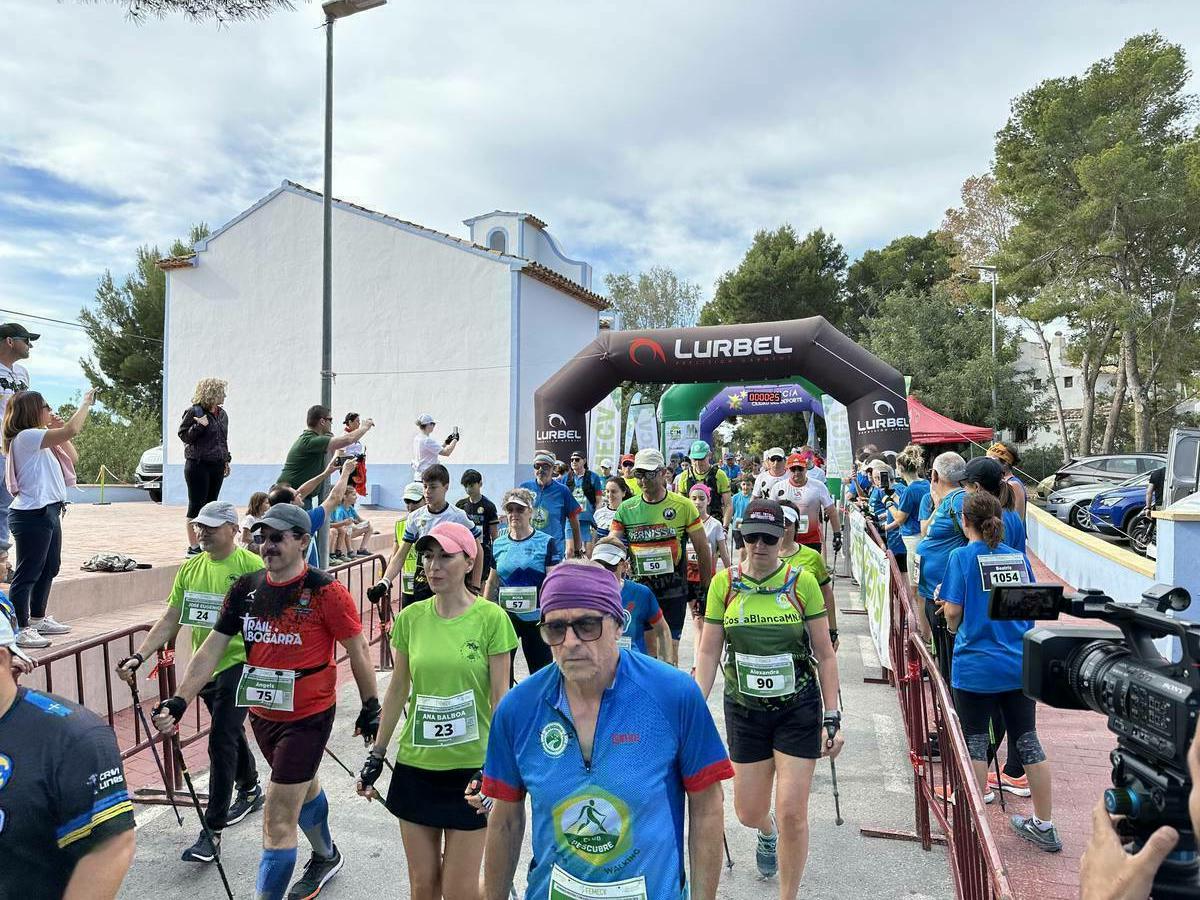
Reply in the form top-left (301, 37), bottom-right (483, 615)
top-left (992, 582), bottom-right (1200, 897)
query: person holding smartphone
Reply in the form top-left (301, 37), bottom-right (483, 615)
top-left (178, 378), bottom-right (231, 556)
top-left (412, 414), bottom-right (459, 480)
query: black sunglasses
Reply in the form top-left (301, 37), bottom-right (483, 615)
top-left (533, 463), bottom-right (554, 471)
top-left (632, 469), bottom-right (659, 480)
top-left (252, 529), bottom-right (305, 545)
top-left (742, 532), bottom-right (781, 546)
top-left (539, 616), bottom-right (605, 645)
top-left (768, 456), bottom-right (785, 462)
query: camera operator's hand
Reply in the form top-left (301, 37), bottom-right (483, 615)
top-left (1079, 799), bottom-right (1178, 900)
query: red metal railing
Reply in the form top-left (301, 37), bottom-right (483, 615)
top-left (862, 518), bottom-right (1014, 899)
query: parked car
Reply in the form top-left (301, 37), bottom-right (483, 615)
top-left (135, 444), bottom-right (162, 502)
top-left (1045, 472), bottom-right (1150, 530)
top-left (1051, 453), bottom-right (1165, 491)
top-left (1085, 477), bottom-right (1153, 538)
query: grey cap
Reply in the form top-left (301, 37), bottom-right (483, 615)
top-left (190, 500), bottom-right (239, 527)
top-left (253, 504), bottom-right (313, 534)
top-left (403, 481), bottom-right (425, 502)
top-left (416, 413), bottom-right (436, 426)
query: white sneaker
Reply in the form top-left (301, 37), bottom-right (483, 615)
top-left (35, 616), bottom-right (71, 635)
top-left (16, 627), bottom-right (50, 648)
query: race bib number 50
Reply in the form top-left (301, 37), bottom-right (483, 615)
top-left (631, 545), bottom-right (674, 577)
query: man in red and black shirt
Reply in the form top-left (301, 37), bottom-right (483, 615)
top-left (154, 503), bottom-right (380, 900)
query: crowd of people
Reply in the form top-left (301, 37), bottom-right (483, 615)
top-left (0, 343), bottom-right (1092, 900)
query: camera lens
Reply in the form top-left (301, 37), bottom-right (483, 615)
top-left (1067, 640), bottom-right (1132, 717)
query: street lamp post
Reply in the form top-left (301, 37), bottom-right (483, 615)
top-left (971, 264), bottom-right (999, 431)
top-left (318, 0), bottom-right (385, 566)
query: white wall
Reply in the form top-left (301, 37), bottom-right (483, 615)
top-left (1027, 505), bottom-right (1154, 601)
top-left (165, 187), bottom-right (513, 506)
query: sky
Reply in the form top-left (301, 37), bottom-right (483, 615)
top-left (3, 0), bottom-right (1200, 408)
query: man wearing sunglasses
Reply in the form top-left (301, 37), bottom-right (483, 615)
top-left (278, 405), bottom-right (374, 509)
top-left (618, 454), bottom-right (641, 497)
top-left (609, 448), bottom-right (712, 663)
top-left (771, 452), bottom-right (841, 556)
top-left (753, 447), bottom-right (789, 499)
top-left (482, 562), bottom-right (732, 900)
top-left (520, 450), bottom-right (583, 558)
top-left (117, 501), bottom-right (266, 864)
top-left (153, 503), bottom-right (381, 900)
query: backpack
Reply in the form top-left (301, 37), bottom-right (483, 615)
top-left (679, 466), bottom-right (724, 519)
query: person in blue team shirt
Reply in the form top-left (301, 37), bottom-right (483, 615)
top-left (961, 457), bottom-right (1026, 553)
top-left (720, 452), bottom-right (741, 481)
top-left (486, 488), bottom-right (562, 676)
top-left (560, 452), bottom-right (606, 555)
top-left (521, 450), bottom-right (583, 557)
top-left (480, 563), bottom-right (732, 900)
top-left (868, 460), bottom-right (908, 573)
top-left (591, 539), bottom-right (673, 662)
top-left (886, 446), bottom-right (931, 587)
top-left (914, 452), bottom-right (967, 680)
top-left (940, 491), bottom-right (1060, 853)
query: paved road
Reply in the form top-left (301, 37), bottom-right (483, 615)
top-left (122, 576), bottom-right (952, 899)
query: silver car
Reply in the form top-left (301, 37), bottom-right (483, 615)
top-left (135, 444), bottom-right (163, 502)
top-left (1045, 471), bottom-right (1150, 530)
top-left (1051, 453), bottom-right (1164, 492)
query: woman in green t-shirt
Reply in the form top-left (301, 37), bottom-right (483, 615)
top-left (694, 499), bottom-right (843, 900)
top-left (357, 522), bottom-right (517, 899)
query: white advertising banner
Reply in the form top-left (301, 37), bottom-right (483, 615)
top-left (849, 508), bottom-right (892, 673)
top-left (624, 392), bottom-right (643, 453)
top-left (632, 405), bottom-right (659, 453)
top-left (663, 420), bottom-right (700, 460)
top-left (590, 387), bottom-right (622, 465)
top-left (822, 395), bottom-right (854, 480)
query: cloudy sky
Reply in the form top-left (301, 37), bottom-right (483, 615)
top-left (3, 0), bottom-right (1200, 407)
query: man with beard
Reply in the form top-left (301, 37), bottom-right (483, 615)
top-left (153, 503), bottom-right (381, 900)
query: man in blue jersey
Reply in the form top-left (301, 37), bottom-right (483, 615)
top-left (522, 450), bottom-right (584, 558)
top-left (591, 540), bottom-right (673, 662)
top-left (481, 563), bottom-right (731, 900)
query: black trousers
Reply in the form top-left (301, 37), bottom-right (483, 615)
top-left (9, 503), bottom-right (63, 628)
top-left (184, 458), bottom-right (226, 519)
top-left (508, 613), bottom-right (552, 680)
top-left (925, 596), bottom-right (954, 686)
top-left (197, 663), bottom-right (259, 831)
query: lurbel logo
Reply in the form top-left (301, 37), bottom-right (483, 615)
top-left (674, 335), bottom-right (793, 360)
top-left (628, 338), bottom-right (667, 366)
top-left (873, 400), bottom-right (896, 416)
top-left (548, 413), bottom-right (567, 428)
top-left (538, 413), bottom-right (583, 443)
top-left (856, 416), bottom-right (910, 433)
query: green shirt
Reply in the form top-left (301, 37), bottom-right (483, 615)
top-left (390, 597), bottom-right (517, 770)
top-left (704, 563), bottom-right (825, 709)
top-left (278, 429), bottom-right (332, 488)
top-left (166, 547), bottom-right (264, 676)
top-left (782, 543), bottom-right (831, 586)
top-left (611, 491), bottom-right (702, 578)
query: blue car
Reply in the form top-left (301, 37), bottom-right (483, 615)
top-left (1084, 480), bottom-right (1147, 538)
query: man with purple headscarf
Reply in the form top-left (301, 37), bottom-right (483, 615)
top-left (480, 561), bottom-right (732, 900)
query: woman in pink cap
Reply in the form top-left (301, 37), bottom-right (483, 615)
top-left (357, 521), bottom-right (516, 899)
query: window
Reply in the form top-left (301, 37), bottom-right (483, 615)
top-left (1135, 456), bottom-right (1163, 473)
top-left (488, 229), bottom-right (507, 253)
top-left (1063, 376), bottom-right (1074, 389)
top-left (1105, 457), bottom-right (1139, 476)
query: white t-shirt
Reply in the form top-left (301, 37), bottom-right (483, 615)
top-left (343, 439), bottom-right (365, 457)
top-left (9, 429), bottom-right (66, 510)
top-left (0, 362), bottom-right (30, 449)
top-left (701, 516), bottom-right (726, 563)
top-left (412, 434), bottom-right (442, 478)
top-left (593, 504), bottom-right (617, 537)
top-left (239, 514), bottom-right (260, 544)
top-left (753, 471), bottom-right (788, 499)
top-left (770, 478), bottom-right (834, 543)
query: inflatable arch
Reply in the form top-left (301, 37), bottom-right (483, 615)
top-left (698, 383), bottom-right (824, 447)
top-left (533, 317), bottom-right (910, 462)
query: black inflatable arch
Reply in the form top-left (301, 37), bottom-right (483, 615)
top-left (533, 317), bottom-right (911, 462)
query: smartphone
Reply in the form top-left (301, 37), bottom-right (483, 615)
top-left (879, 470), bottom-right (891, 491)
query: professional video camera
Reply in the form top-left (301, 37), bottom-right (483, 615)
top-left (991, 582), bottom-right (1200, 898)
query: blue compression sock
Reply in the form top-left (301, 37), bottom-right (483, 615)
top-left (298, 790), bottom-right (334, 859)
top-left (256, 847), bottom-right (297, 900)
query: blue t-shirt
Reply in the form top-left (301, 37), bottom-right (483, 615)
top-left (915, 489), bottom-right (966, 599)
top-left (731, 491), bottom-right (753, 525)
top-left (720, 463), bottom-right (741, 480)
top-left (897, 479), bottom-right (931, 537)
top-left (521, 479), bottom-right (582, 548)
top-left (559, 471), bottom-right (605, 526)
top-left (869, 485), bottom-right (907, 557)
top-left (619, 580), bottom-right (663, 653)
top-left (492, 530), bottom-right (562, 622)
top-left (919, 491), bottom-right (934, 521)
top-left (307, 506), bottom-right (325, 567)
top-left (939, 540), bottom-right (1034, 693)
top-left (849, 471), bottom-right (871, 499)
top-left (483, 653), bottom-right (733, 900)
top-left (330, 506), bottom-right (360, 524)
top-left (1002, 509), bottom-right (1026, 554)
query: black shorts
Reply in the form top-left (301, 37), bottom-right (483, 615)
top-left (724, 686), bottom-right (822, 763)
top-left (385, 762), bottom-right (486, 831)
top-left (250, 706), bottom-right (336, 785)
top-left (658, 592), bottom-right (688, 640)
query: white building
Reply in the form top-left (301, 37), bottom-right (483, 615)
top-left (160, 181), bottom-right (604, 508)
top-left (1012, 331), bottom-right (1116, 450)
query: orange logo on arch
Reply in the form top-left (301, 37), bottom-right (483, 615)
top-left (628, 338), bottom-right (666, 366)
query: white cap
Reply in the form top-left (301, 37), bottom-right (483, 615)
top-left (0, 612), bottom-right (34, 665)
top-left (416, 413), bottom-right (436, 427)
top-left (600, 458), bottom-right (613, 469)
top-left (765, 447), bottom-right (787, 460)
top-left (591, 542), bottom-right (628, 566)
top-left (634, 448), bottom-right (665, 470)
top-left (403, 482), bottom-right (425, 502)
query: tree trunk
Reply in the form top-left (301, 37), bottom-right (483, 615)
top-left (1101, 357), bottom-right (1127, 454)
top-left (1079, 325), bottom-right (1116, 457)
top-left (1030, 323), bottom-right (1072, 462)
top-left (1122, 327), bottom-right (1152, 452)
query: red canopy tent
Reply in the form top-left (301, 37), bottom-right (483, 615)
top-left (906, 395), bottom-right (993, 445)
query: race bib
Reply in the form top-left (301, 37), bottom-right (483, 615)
top-left (735, 652), bottom-right (796, 698)
top-left (549, 865), bottom-right (647, 900)
top-left (977, 553), bottom-right (1028, 591)
top-left (412, 689), bottom-right (479, 747)
top-left (500, 585), bottom-right (538, 613)
top-left (631, 545), bottom-right (674, 577)
top-left (236, 666), bottom-right (296, 711)
top-left (179, 590), bottom-right (223, 628)
top-left (617, 636), bottom-right (633, 651)
top-left (912, 554), bottom-right (922, 585)
top-left (402, 572), bottom-right (416, 594)
top-left (796, 514), bottom-right (810, 533)
top-left (686, 546), bottom-right (700, 582)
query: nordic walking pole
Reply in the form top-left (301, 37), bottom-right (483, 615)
top-left (170, 734), bottom-right (235, 900)
top-left (324, 745), bottom-right (357, 779)
top-left (826, 722), bottom-right (844, 827)
top-left (129, 683), bottom-right (183, 827)
top-left (722, 830), bottom-right (734, 870)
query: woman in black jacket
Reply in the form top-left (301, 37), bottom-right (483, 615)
top-left (178, 377), bottom-right (230, 555)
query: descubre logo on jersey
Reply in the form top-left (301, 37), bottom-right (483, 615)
top-left (540, 722), bottom-right (569, 758)
top-left (532, 506), bottom-right (549, 530)
top-left (0, 753), bottom-right (11, 791)
top-left (554, 788), bottom-right (633, 865)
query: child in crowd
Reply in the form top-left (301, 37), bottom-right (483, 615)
top-left (330, 485), bottom-right (372, 562)
top-left (240, 491), bottom-right (269, 551)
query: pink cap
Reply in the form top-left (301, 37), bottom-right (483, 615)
top-left (414, 522), bottom-right (478, 561)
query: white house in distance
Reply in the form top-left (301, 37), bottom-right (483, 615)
top-left (1011, 332), bottom-right (1116, 450)
top-left (159, 181), bottom-right (604, 508)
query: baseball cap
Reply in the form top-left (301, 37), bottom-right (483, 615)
top-left (0, 323), bottom-right (39, 342)
top-left (634, 448), bottom-right (665, 471)
top-left (590, 542), bottom-right (627, 567)
top-left (403, 482), bottom-right (425, 502)
top-left (0, 613), bottom-right (34, 665)
top-left (414, 522), bottom-right (478, 561)
top-left (963, 457), bottom-right (1004, 494)
top-left (569, 451), bottom-right (585, 461)
top-left (252, 504), bottom-right (312, 534)
top-left (619, 454), bottom-right (635, 465)
top-left (688, 439), bottom-right (711, 460)
top-left (190, 500), bottom-right (239, 527)
top-left (416, 413), bottom-right (436, 426)
top-left (600, 458), bottom-right (613, 469)
top-left (785, 452), bottom-right (807, 470)
top-left (765, 447), bottom-right (787, 461)
top-left (740, 499), bottom-right (786, 538)
top-left (501, 489), bottom-right (532, 510)
top-left (533, 450), bottom-right (557, 467)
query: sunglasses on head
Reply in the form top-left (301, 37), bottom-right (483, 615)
top-left (252, 529), bottom-right (305, 545)
top-left (539, 615), bottom-right (605, 645)
top-left (742, 532), bottom-right (780, 546)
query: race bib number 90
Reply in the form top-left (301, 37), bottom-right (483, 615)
top-left (977, 553), bottom-right (1029, 591)
top-left (735, 652), bottom-right (796, 698)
